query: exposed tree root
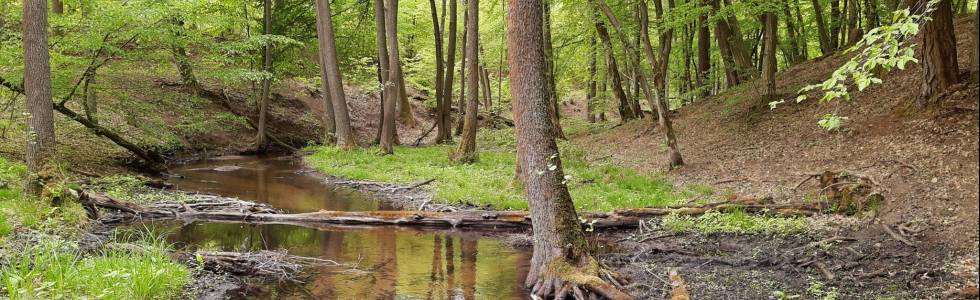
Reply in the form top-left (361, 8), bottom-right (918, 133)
top-left (527, 256), bottom-right (633, 300)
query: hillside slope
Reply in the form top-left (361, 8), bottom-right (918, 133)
top-left (573, 17), bottom-right (978, 252)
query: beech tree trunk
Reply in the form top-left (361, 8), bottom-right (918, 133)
top-left (315, 0), bottom-right (356, 148)
top-left (762, 11), bottom-right (778, 101)
top-left (637, 0), bottom-right (685, 169)
top-left (453, 0), bottom-right (479, 163)
top-left (255, 0), bottom-right (272, 151)
top-left (507, 0), bottom-right (632, 298)
top-left (830, 0), bottom-right (843, 50)
top-left (812, 0), bottom-right (833, 54)
top-left (429, 0), bottom-right (449, 143)
top-left (440, 0), bottom-right (458, 144)
top-left (23, 0), bottom-right (56, 195)
top-left (916, 0), bottom-right (959, 106)
top-left (379, 0), bottom-right (397, 154)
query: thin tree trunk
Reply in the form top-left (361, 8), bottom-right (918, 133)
top-left (441, 0), bottom-right (458, 143)
top-left (762, 11), bottom-right (778, 101)
top-left (637, 0), bottom-right (685, 169)
top-left (812, 0), bottom-right (834, 54)
top-left (972, 3), bottom-right (978, 84)
top-left (830, 0), bottom-right (843, 49)
top-left (456, 1), bottom-right (468, 136)
top-left (23, 0), bottom-right (56, 195)
top-left (316, 0), bottom-right (356, 148)
top-left (430, 0), bottom-right (449, 143)
top-left (782, 0), bottom-right (802, 64)
top-left (396, 63), bottom-right (416, 128)
top-left (52, 0), bottom-right (63, 14)
top-left (453, 0), bottom-right (479, 163)
top-left (697, 0), bottom-right (711, 97)
top-left (916, 0), bottom-right (959, 105)
top-left (83, 70), bottom-right (98, 125)
top-left (507, 0), bottom-right (632, 298)
top-left (379, 0), bottom-right (397, 153)
top-left (542, 0), bottom-right (566, 139)
top-left (587, 35), bottom-right (598, 123)
top-left (593, 12), bottom-right (633, 122)
top-left (845, 0), bottom-right (863, 46)
top-left (255, 0), bottom-right (272, 151)
top-left (315, 0), bottom-right (337, 145)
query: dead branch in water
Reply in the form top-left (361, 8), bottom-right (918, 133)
top-left (173, 250), bottom-right (364, 281)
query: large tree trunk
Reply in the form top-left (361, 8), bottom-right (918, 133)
top-left (697, 0), bottom-right (711, 98)
top-left (542, 0), bottom-right (566, 140)
top-left (255, 0), bottom-right (273, 151)
top-left (430, 0), bottom-right (449, 144)
top-left (762, 11), bottom-right (778, 101)
top-left (916, 0), bottom-right (959, 106)
top-left (507, 0), bottom-right (632, 298)
top-left (453, 0), bottom-right (479, 163)
top-left (315, 0), bottom-right (356, 148)
top-left (440, 0), bottom-right (458, 144)
top-left (378, 0), bottom-right (397, 154)
top-left (315, 1), bottom-right (337, 145)
top-left (23, 0), bottom-right (56, 195)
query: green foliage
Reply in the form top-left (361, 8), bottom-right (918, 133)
top-left (661, 210), bottom-right (810, 235)
top-left (773, 1), bottom-right (939, 128)
top-left (306, 127), bottom-right (684, 211)
top-left (0, 236), bottom-right (189, 299)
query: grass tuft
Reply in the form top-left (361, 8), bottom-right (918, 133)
top-left (661, 210), bottom-right (810, 235)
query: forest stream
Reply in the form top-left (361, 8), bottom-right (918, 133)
top-left (124, 155), bottom-right (532, 299)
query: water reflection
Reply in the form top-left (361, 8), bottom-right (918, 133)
top-left (160, 156), bottom-right (531, 299)
top-left (169, 156), bottom-right (381, 213)
top-left (133, 221), bottom-right (531, 299)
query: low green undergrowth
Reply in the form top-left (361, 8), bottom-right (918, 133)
top-left (306, 123), bottom-right (686, 211)
top-left (1, 236), bottom-right (190, 299)
top-left (661, 210), bottom-right (810, 235)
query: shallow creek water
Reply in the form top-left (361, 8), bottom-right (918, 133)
top-left (136, 155), bottom-right (531, 299)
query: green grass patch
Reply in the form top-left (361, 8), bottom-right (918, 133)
top-left (306, 125), bottom-right (684, 211)
top-left (1, 237), bottom-right (190, 299)
top-left (661, 210), bottom-right (810, 235)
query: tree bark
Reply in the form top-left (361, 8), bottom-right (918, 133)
top-left (453, 0), bottom-right (479, 163)
top-left (830, 0), bottom-right (843, 50)
top-left (52, 0), bottom-right (63, 14)
top-left (762, 11), bottom-right (778, 101)
top-left (440, 0), bottom-right (458, 144)
top-left (782, 0), bottom-right (803, 64)
top-left (430, 0), bottom-right (449, 143)
top-left (315, 0), bottom-right (356, 148)
top-left (23, 0), bottom-right (56, 195)
top-left (255, 0), bottom-right (273, 151)
top-left (973, 2), bottom-right (978, 84)
top-left (916, 0), bottom-right (959, 106)
top-left (378, 0), bottom-right (396, 154)
top-left (507, 1), bottom-right (632, 298)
